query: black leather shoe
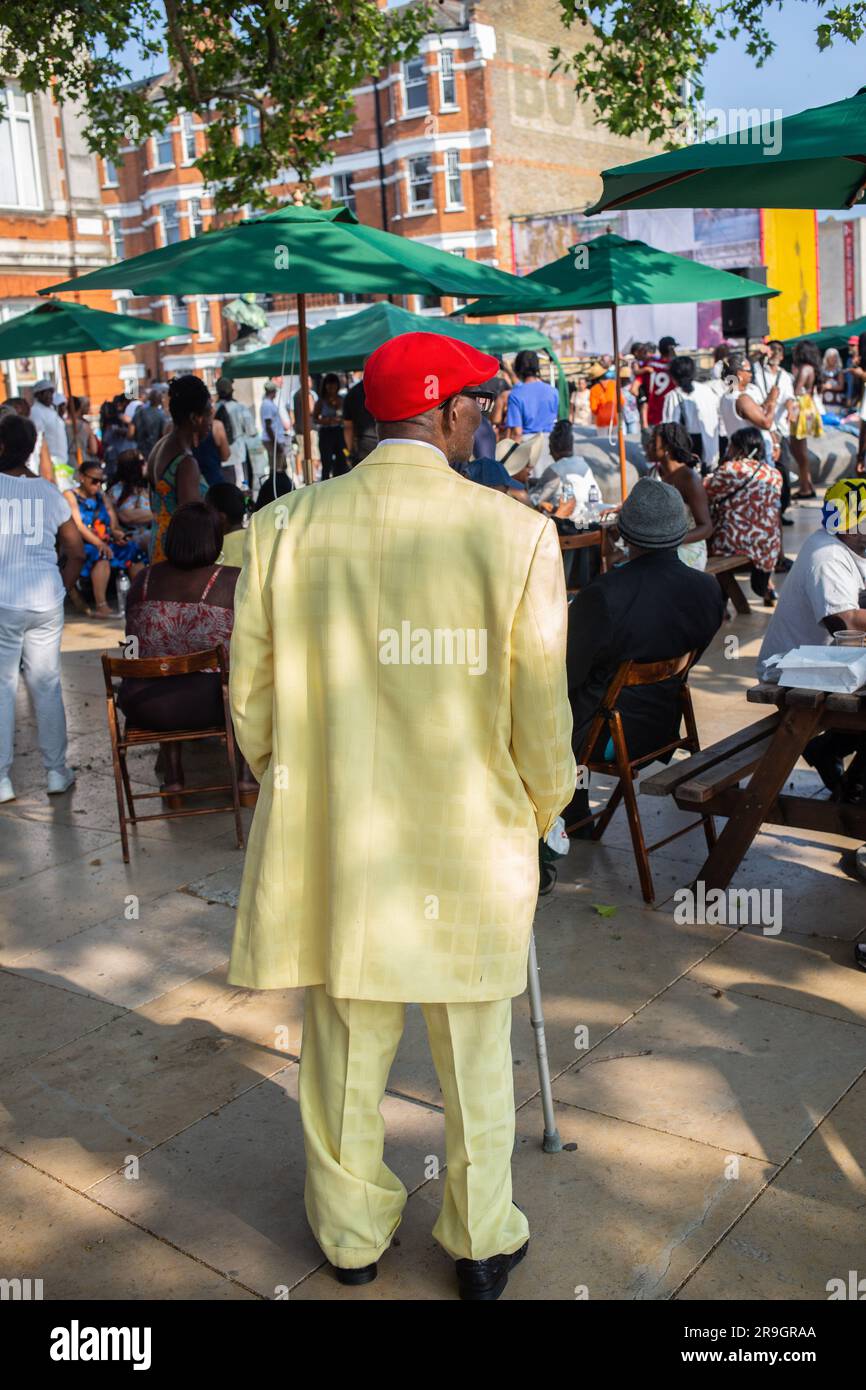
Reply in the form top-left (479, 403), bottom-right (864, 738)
top-left (855, 942), bottom-right (866, 973)
top-left (331, 1262), bottom-right (378, 1286)
top-left (456, 1240), bottom-right (528, 1301)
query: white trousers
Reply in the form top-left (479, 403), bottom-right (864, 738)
top-left (0, 603), bottom-right (68, 780)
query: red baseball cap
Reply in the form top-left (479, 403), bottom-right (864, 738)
top-left (363, 331), bottom-right (499, 421)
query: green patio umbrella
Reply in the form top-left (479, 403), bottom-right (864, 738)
top-left (586, 88), bottom-right (866, 215)
top-left (221, 300), bottom-right (570, 413)
top-left (456, 232), bottom-right (779, 497)
top-left (0, 297), bottom-right (188, 358)
top-left (42, 205), bottom-right (550, 482)
top-left (0, 297), bottom-right (189, 467)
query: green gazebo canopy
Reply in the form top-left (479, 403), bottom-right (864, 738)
top-left (781, 316), bottom-right (866, 357)
top-left (43, 204), bottom-right (552, 305)
top-left (221, 300), bottom-right (569, 411)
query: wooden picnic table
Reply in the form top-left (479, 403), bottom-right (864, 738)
top-left (559, 526), bottom-right (608, 564)
top-left (559, 526), bottom-right (609, 593)
top-left (642, 681), bottom-right (866, 890)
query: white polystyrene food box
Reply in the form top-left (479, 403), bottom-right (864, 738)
top-left (765, 645), bottom-right (866, 693)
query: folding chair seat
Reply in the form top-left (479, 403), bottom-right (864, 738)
top-left (101, 645), bottom-right (244, 864)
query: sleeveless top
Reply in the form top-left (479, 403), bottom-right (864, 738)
top-left (126, 566), bottom-right (234, 666)
top-left (149, 453), bottom-right (208, 563)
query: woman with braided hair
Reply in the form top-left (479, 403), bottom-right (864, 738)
top-left (646, 422), bottom-right (713, 569)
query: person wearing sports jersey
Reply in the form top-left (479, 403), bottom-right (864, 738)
top-left (643, 335), bottom-right (679, 429)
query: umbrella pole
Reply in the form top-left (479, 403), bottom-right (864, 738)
top-left (297, 293), bottom-right (313, 486)
top-left (611, 305), bottom-right (628, 501)
top-left (61, 355), bottom-right (82, 471)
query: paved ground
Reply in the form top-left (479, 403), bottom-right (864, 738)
top-left (2, 497), bottom-right (864, 1301)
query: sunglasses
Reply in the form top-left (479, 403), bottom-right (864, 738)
top-left (441, 388), bottom-right (497, 417)
top-left (82, 473), bottom-right (104, 484)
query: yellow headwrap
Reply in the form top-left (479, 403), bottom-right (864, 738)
top-left (822, 478), bottom-right (866, 534)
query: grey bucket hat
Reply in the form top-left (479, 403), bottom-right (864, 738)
top-left (618, 476), bottom-right (688, 551)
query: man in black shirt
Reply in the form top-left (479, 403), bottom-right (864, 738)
top-left (133, 388), bottom-right (167, 460)
top-left (562, 477), bottom-right (725, 829)
top-left (342, 377), bottom-right (378, 464)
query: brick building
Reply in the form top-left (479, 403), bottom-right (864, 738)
top-left (0, 82), bottom-right (121, 404)
top-left (1, 0), bottom-right (652, 401)
top-left (96, 0), bottom-right (651, 389)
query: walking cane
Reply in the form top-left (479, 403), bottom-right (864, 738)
top-left (527, 931), bottom-right (562, 1153)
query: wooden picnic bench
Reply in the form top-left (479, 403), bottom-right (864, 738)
top-left (706, 553), bottom-right (751, 615)
top-left (642, 682), bottom-right (866, 890)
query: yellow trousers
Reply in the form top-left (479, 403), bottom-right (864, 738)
top-left (298, 985), bottom-right (530, 1269)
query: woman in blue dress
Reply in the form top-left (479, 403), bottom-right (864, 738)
top-left (64, 462), bottom-right (147, 618)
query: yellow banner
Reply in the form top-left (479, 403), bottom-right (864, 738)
top-left (763, 209), bottom-right (819, 339)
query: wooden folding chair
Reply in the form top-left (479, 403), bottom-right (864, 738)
top-left (101, 645), bottom-right (244, 864)
top-left (566, 651), bottom-right (715, 903)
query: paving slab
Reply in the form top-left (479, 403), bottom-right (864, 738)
top-left (7, 889), bottom-right (236, 1007)
top-left (0, 967), bottom-right (303, 1189)
top-left (679, 1074), bottom-right (866, 1300)
top-left (0, 1151), bottom-right (253, 1300)
top-left (0, 837), bottom-right (242, 964)
top-left (0, 815), bottom-right (121, 897)
top-left (553, 977), bottom-right (866, 1165)
top-left (91, 1063), bottom-right (445, 1298)
top-left (691, 930), bottom-right (866, 1030)
top-left (0, 969), bottom-right (124, 1075)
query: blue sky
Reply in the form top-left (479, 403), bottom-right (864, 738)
top-left (703, 1), bottom-right (866, 114)
top-left (702, 1), bottom-right (866, 217)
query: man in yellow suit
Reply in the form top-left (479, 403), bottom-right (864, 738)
top-left (229, 332), bottom-right (575, 1301)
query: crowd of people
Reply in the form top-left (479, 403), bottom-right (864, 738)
top-left (569, 332), bottom-right (866, 484)
top-left (1, 328), bottom-right (862, 814)
top-left (3, 324), bottom-right (866, 1299)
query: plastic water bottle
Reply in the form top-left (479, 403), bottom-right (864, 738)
top-left (117, 572), bottom-right (131, 620)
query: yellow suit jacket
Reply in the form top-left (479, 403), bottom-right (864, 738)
top-left (228, 442), bottom-right (575, 1002)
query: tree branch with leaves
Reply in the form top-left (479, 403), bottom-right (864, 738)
top-left (0, 0), bottom-right (433, 212)
top-left (552, 0), bottom-right (866, 146)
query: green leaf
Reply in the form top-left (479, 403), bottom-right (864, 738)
top-left (591, 903), bottom-right (618, 918)
top-left (0, 0), bottom-right (434, 213)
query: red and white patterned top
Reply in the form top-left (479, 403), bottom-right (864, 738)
top-left (126, 566), bottom-right (234, 664)
top-left (705, 459), bottom-right (782, 575)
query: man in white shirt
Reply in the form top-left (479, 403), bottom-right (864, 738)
top-left (260, 379), bottom-right (287, 474)
top-left (529, 419), bottom-right (602, 509)
top-left (123, 391), bottom-right (144, 425)
top-left (758, 479), bottom-right (866, 798)
top-left (215, 377), bottom-right (253, 488)
top-left (30, 380), bottom-right (71, 489)
top-left (662, 354), bottom-right (720, 470)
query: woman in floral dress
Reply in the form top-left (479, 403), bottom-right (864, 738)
top-left (705, 426), bottom-right (782, 607)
